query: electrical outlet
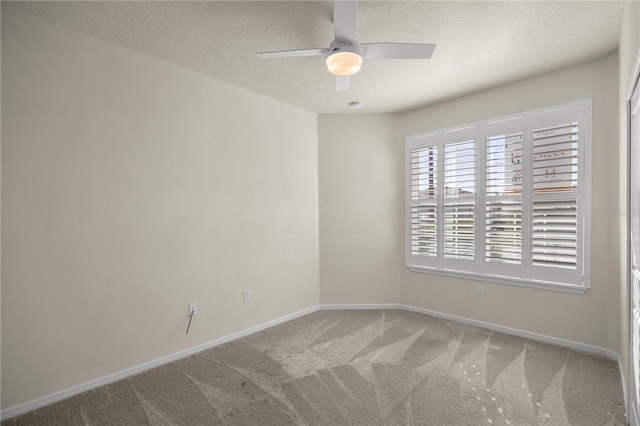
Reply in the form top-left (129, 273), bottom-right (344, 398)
top-left (243, 289), bottom-right (251, 303)
top-left (476, 283), bottom-right (485, 296)
top-left (188, 303), bottom-right (197, 315)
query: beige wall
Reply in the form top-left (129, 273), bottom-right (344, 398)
top-left (320, 54), bottom-right (621, 350)
top-left (617, 0), bottom-right (640, 394)
top-left (1, 8), bottom-right (319, 409)
top-left (319, 114), bottom-right (402, 304)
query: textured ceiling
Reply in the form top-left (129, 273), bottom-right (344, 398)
top-left (4, 1), bottom-right (624, 114)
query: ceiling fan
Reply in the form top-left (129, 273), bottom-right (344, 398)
top-left (256, 0), bottom-right (436, 91)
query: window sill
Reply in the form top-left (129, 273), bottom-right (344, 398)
top-left (406, 265), bottom-right (588, 294)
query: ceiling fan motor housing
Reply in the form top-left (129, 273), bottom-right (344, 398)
top-left (326, 39), bottom-right (363, 76)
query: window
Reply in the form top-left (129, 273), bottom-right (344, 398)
top-left (405, 100), bottom-right (591, 293)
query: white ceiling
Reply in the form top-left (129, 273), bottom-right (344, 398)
top-left (5, 1), bottom-right (624, 114)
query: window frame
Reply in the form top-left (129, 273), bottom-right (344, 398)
top-left (405, 99), bottom-right (591, 294)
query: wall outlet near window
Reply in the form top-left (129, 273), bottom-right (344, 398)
top-left (243, 289), bottom-right (251, 303)
top-left (476, 284), bottom-right (485, 296)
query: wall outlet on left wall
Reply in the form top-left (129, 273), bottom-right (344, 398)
top-left (188, 303), bottom-right (197, 315)
top-left (243, 290), bottom-right (251, 303)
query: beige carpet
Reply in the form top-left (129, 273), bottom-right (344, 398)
top-left (2, 309), bottom-right (627, 425)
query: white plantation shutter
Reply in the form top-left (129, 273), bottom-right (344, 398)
top-left (485, 200), bottom-right (522, 262)
top-left (442, 127), bottom-right (477, 272)
top-left (406, 100), bottom-right (590, 291)
top-left (407, 134), bottom-right (439, 268)
top-left (444, 141), bottom-right (475, 260)
top-left (411, 203), bottom-right (437, 255)
top-left (531, 198), bottom-right (577, 268)
top-left (483, 116), bottom-right (525, 278)
top-left (532, 123), bottom-right (578, 194)
top-left (410, 147), bottom-right (438, 256)
top-left (529, 105), bottom-right (584, 286)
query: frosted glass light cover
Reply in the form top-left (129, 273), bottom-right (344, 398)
top-left (326, 52), bottom-right (362, 76)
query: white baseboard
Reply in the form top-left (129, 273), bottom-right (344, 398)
top-left (319, 303), bottom-right (619, 359)
top-left (0, 305), bottom-right (319, 421)
top-left (320, 303), bottom-right (403, 311)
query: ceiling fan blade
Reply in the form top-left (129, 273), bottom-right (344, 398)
top-left (334, 0), bottom-right (358, 41)
top-left (361, 43), bottom-right (436, 60)
top-left (335, 75), bottom-right (351, 91)
top-left (256, 48), bottom-right (329, 59)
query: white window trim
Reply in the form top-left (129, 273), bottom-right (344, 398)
top-left (405, 99), bottom-right (591, 294)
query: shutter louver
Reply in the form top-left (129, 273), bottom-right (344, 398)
top-left (486, 200), bottom-right (522, 263)
top-left (410, 146), bottom-right (437, 257)
top-left (411, 205), bottom-right (437, 255)
top-left (444, 140), bottom-right (475, 260)
top-left (532, 198), bottom-right (577, 268)
top-left (485, 132), bottom-right (523, 264)
top-left (533, 123), bottom-right (578, 194)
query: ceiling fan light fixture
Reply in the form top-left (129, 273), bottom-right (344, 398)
top-left (326, 51), bottom-right (362, 76)
top-left (256, 1), bottom-right (436, 92)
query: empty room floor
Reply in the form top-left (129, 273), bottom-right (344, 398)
top-left (2, 309), bottom-right (627, 425)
